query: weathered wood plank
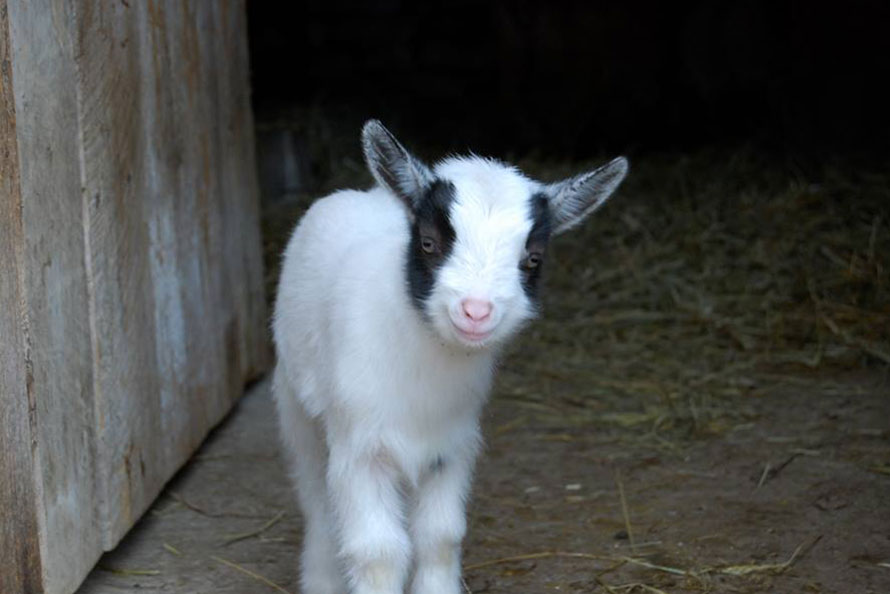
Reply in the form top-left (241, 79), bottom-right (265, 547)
top-left (75, 0), bottom-right (166, 547)
top-left (0, 3), bottom-right (43, 592)
top-left (192, 0), bottom-right (245, 416)
top-left (214, 0), bottom-right (270, 384)
top-left (6, 1), bottom-right (104, 590)
top-left (3, 0), bottom-right (268, 589)
top-left (188, 0), bottom-right (232, 431)
top-left (140, 0), bottom-right (233, 486)
top-left (73, 0), bottom-right (269, 549)
top-left (138, 0), bottom-right (201, 481)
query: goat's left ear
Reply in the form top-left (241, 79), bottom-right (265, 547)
top-left (543, 157), bottom-right (629, 234)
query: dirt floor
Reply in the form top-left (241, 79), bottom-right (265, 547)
top-left (75, 372), bottom-right (889, 594)
top-left (78, 148), bottom-right (890, 593)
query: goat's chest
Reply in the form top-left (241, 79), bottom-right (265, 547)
top-left (332, 338), bottom-right (493, 471)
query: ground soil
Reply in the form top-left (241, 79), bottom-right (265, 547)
top-left (76, 367), bottom-right (889, 594)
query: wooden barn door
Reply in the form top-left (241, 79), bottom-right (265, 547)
top-left (0, 1), bottom-right (269, 593)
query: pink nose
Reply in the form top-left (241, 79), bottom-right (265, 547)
top-left (461, 298), bottom-right (493, 322)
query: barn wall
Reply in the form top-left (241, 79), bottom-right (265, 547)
top-left (0, 1), bottom-right (268, 592)
top-left (0, 5), bottom-right (44, 592)
top-left (5, 1), bottom-right (102, 591)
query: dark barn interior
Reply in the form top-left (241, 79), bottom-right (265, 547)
top-left (247, 0), bottom-right (890, 160)
top-left (76, 2), bottom-right (889, 593)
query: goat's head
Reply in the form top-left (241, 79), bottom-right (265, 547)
top-left (362, 119), bottom-right (628, 350)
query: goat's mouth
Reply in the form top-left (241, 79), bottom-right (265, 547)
top-left (451, 322), bottom-right (494, 344)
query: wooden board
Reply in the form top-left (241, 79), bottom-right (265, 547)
top-left (1, 1), bottom-right (268, 591)
top-left (73, 0), bottom-right (269, 549)
top-left (5, 1), bottom-right (104, 591)
top-left (76, 0), bottom-right (170, 546)
top-left (0, 5), bottom-right (44, 592)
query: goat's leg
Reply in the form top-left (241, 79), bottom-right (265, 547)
top-left (409, 451), bottom-right (476, 594)
top-left (327, 440), bottom-right (410, 594)
top-left (274, 371), bottom-right (345, 594)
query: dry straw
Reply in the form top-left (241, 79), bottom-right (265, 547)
top-left (263, 146), bottom-right (888, 593)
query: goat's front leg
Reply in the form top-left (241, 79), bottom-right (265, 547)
top-left (327, 442), bottom-right (410, 594)
top-left (410, 450), bottom-right (476, 594)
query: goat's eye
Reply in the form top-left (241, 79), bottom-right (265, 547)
top-left (420, 236), bottom-right (438, 254)
top-left (525, 252), bottom-right (542, 269)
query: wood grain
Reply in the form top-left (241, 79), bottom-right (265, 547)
top-left (75, 0), bottom-right (165, 547)
top-left (2, 1), bottom-right (267, 591)
top-left (71, 0), bottom-right (269, 550)
top-left (215, 0), bottom-right (271, 386)
top-left (0, 2), bottom-right (44, 592)
top-left (5, 0), bottom-right (103, 590)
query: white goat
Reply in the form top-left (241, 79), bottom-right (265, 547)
top-left (272, 120), bottom-right (628, 594)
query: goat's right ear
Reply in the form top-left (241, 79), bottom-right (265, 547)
top-left (362, 120), bottom-right (434, 210)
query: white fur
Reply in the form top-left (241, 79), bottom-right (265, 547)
top-left (273, 122), bottom-right (627, 594)
top-left (422, 157), bottom-right (540, 349)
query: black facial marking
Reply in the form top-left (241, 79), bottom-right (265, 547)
top-left (520, 192), bottom-right (552, 300)
top-left (406, 180), bottom-right (457, 314)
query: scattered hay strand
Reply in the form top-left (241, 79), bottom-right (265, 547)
top-left (464, 551), bottom-right (612, 571)
top-left (162, 542), bottom-right (182, 556)
top-left (714, 537), bottom-right (814, 576)
top-left (596, 558), bottom-right (630, 578)
top-left (464, 537), bottom-right (817, 587)
top-left (222, 510), bottom-right (286, 546)
top-left (493, 415), bottom-right (528, 435)
top-left (756, 463), bottom-right (772, 489)
top-left (807, 264), bottom-right (889, 365)
top-left (756, 453), bottom-right (802, 490)
top-left (616, 470), bottom-right (637, 554)
top-left (613, 584), bottom-right (672, 594)
top-left (211, 555), bottom-right (293, 594)
top-left (100, 566), bottom-right (161, 577)
top-left (169, 492), bottom-right (269, 520)
top-left (593, 573), bottom-right (620, 593)
top-left (618, 557), bottom-right (689, 577)
top-left (461, 577), bottom-right (473, 594)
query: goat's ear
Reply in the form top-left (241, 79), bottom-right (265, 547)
top-left (543, 157), bottom-right (628, 234)
top-left (362, 120), bottom-right (434, 209)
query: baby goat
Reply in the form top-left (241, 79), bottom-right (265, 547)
top-left (272, 120), bottom-right (628, 594)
